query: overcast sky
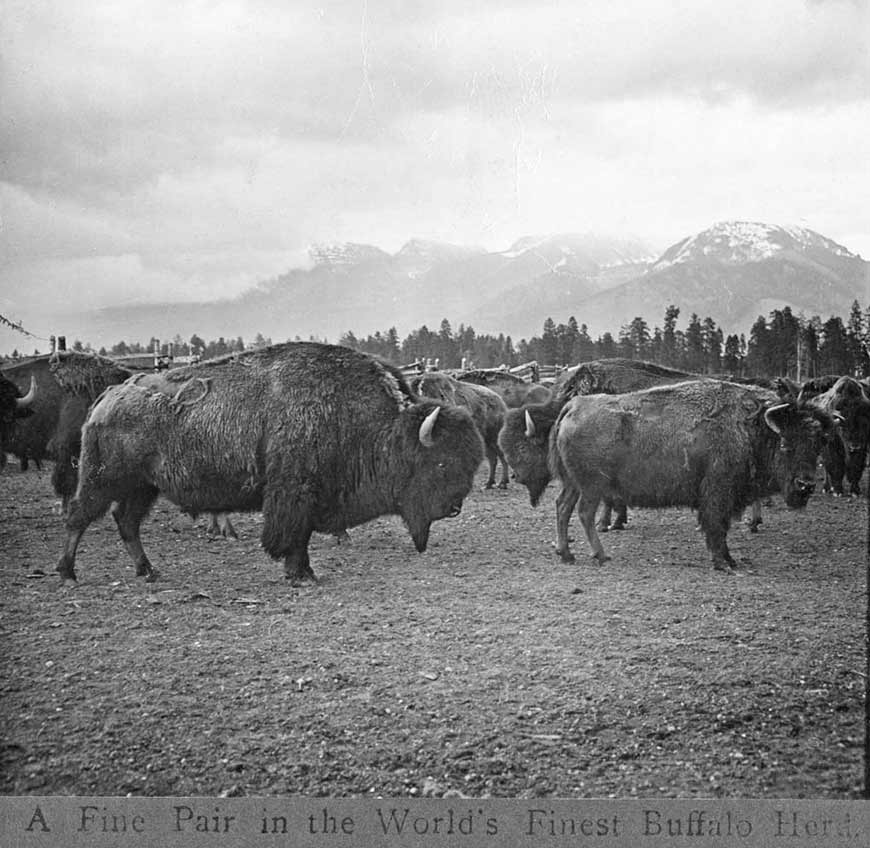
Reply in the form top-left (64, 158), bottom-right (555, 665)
top-left (1, 0), bottom-right (868, 349)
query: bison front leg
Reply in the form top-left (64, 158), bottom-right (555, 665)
top-left (698, 486), bottom-right (737, 572)
top-left (111, 488), bottom-right (160, 581)
top-left (554, 482), bottom-right (579, 562)
top-left (262, 485), bottom-right (318, 585)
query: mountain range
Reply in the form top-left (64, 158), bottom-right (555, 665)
top-left (54, 222), bottom-right (870, 348)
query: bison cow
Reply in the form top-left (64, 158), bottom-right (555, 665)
top-left (499, 359), bottom-right (702, 531)
top-left (56, 342), bottom-right (484, 584)
top-left (411, 371), bottom-right (510, 489)
top-left (550, 380), bottom-right (833, 572)
top-left (799, 375), bottom-right (870, 496)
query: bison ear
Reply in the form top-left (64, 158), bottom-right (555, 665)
top-left (763, 402), bottom-right (791, 435)
top-left (524, 409), bottom-right (536, 438)
top-left (419, 405), bottom-right (440, 448)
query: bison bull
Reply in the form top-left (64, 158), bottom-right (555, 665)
top-left (550, 380), bottom-right (832, 572)
top-left (56, 342), bottom-right (483, 584)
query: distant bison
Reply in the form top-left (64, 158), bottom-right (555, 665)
top-left (412, 371), bottom-right (510, 489)
top-left (57, 343), bottom-right (484, 584)
top-left (455, 369), bottom-right (550, 408)
top-left (550, 380), bottom-right (833, 572)
top-left (799, 375), bottom-right (870, 496)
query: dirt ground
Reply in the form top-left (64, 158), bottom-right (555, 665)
top-left (0, 461), bottom-right (866, 798)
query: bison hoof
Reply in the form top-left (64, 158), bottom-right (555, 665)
top-left (288, 574), bottom-right (318, 587)
top-left (597, 524), bottom-right (610, 533)
top-left (556, 549), bottom-right (575, 564)
top-left (61, 577), bottom-right (79, 588)
top-left (497, 482), bottom-right (509, 490)
top-left (144, 569), bottom-right (160, 583)
top-left (593, 553), bottom-right (612, 564)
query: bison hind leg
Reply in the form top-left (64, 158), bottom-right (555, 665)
top-left (112, 487), bottom-right (160, 580)
top-left (578, 491), bottom-right (610, 563)
top-left (57, 487), bottom-right (118, 583)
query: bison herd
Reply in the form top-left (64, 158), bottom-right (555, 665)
top-left (1, 345), bottom-right (867, 584)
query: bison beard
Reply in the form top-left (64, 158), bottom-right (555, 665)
top-left (56, 343), bottom-right (483, 585)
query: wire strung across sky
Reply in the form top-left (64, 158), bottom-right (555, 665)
top-left (0, 313), bottom-right (51, 342)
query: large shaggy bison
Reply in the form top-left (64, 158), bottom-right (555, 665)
top-left (57, 343), bottom-right (484, 584)
top-left (550, 380), bottom-right (833, 572)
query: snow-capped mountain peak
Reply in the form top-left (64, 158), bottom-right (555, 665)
top-left (652, 221), bottom-right (858, 270)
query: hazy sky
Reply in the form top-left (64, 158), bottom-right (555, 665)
top-left (1, 0), bottom-right (868, 349)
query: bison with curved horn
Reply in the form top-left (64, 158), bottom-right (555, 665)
top-left (499, 359), bottom-right (702, 531)
top-left (798, 375), bottom-right (870, 496)
top-left (411, 370), bottom-right (510, 489)
top-left (550, 380), bottom-right (833, 572)
top-left (56, 342), bottom-right (483, 584)
top-left (0, 373), bottom-right (37, 452)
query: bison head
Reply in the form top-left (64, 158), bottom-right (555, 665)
top-left (498, 403), bottom-right (559, 507)
top-left (763, 401), bottom-right (833, 509)
top-left (397, 402), bottom-right (484, 552)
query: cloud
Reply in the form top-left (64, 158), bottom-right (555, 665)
top-left (0, 0), bottom-right (867, 341)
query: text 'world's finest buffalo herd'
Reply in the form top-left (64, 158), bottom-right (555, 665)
top-left (1, 345), bottom-right (867, 583)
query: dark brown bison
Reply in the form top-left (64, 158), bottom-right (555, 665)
top-left (57, 342), bottom-right (484, 584)
top-left (411, 371), bottom-right (510, 489)
top-left (1, 356), bottom-right (65, 470)
top-left (799, 375), bottom-right (870, 496)
top-left (550, 380), bottom-right (833, 572)
top-left (0, 372), bottom-right (37, 453)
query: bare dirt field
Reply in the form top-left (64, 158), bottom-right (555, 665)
top-left (0, 462), bottom-right (866, 798)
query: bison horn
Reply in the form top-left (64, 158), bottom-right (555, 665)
top-left (762, 402), bottom-right (790, 435)
top-left (419, 405), bottom-right (440, 447)
top-left (524, 409), bottom-right (535, 438)
top-left (16, 375), bottom-right (37, 409)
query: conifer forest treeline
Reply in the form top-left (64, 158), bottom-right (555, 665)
top-left (4, 302), bottom-right (869, 380)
